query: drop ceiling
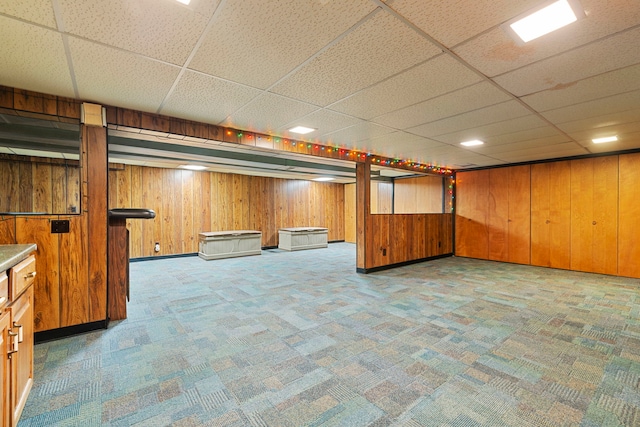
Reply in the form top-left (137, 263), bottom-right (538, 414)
top-left (0, 0), bottom-right (638, 176)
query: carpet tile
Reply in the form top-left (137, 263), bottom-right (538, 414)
top-left (17, 243), bottom-right (640, 426)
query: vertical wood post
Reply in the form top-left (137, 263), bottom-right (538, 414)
top-left (356, 161), bottom-right (370, 271)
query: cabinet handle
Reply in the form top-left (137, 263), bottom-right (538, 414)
top-left (545, 220), bottom-right (550, 224)
top-left (24, 271), bottom-right (37, 279)
top-left (8, 330), bottom-right (18, 354)
top-left (13, 322), bottom-right (23, 342)
top-left (592, 221), bottom-right (597, 225)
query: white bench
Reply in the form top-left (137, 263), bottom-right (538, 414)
top-left (278, 227), bottom-right (328, 251)
top-left (198, 230), bottom-right (262, 260)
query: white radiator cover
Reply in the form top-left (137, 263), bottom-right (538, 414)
top-left (278, 227), bottom-right (328, 251)
top-left (198, 230), bottom-right (262, 260)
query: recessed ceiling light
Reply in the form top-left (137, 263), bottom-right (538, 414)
top-left (289, 126), bottom-right (316, 135)
top-left (592, 136), bottom-right (618, 144)
top-left (175, 0), bottom-right (191, 5)
top-left (506, 0), bottom-right (583, 44)
top-left (180, 164), bottom-right (207, 171)
top-left (313, 177), bottom-right (334, 182)
top-left (460, 140), bottom-right (484, 147)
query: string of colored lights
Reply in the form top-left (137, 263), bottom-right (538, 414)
top-left (224, 128), bottom-right (453, 176)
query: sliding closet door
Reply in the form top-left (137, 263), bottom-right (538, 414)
top-left (531, 161), bottom-right (571, 269)
top-left (570, 157), bottom-right (618, 275)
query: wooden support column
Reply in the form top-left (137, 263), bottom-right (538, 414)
top-left (81, 103), bottom-right (108, 323)
top-left (356, 161), bottom-right (370, 271)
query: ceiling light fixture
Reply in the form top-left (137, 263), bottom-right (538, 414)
top-left (313, 177), bottom-right (334, 182)
top-left (180, 164), bottom-right (207, 171)
top-left (505, 0), bottom-right (583, 44)
top-left (175, 0), bottom-right (191, 5)
top-left (460, 140), bottom-right (484, 147)
top-left (289, 126), bottom-right (316, 135)
top-left (592, 136), bottom-right (618, 144)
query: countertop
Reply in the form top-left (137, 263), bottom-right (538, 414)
top-left (0, 244), bottom-right (37, 272)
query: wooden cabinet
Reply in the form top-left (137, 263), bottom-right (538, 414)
top-left (531, 161), bottom-right (571, 269)
top-left (618, 153), bottom-right (640, 278)
top-left (570, 157), bottom-right (618, 275)
top-left (0, 247), bottom-right (35, 427)
top-left (455, 170), bottom-right (490, 259)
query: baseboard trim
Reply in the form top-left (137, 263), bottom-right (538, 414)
top-left (35, 320), bottom-right (108, 343)
top-left (357, 253), bottom-right (453, 274)
top-left (131, 253), bottom-right (198, 262)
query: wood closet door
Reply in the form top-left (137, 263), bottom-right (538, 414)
top-left (487, 166), bottom-right (530, 264)
top-left (455, 170), bottom-right (489, 259)
top-left (531, 161), bottom-right (570, 269)
top-left (618, 153), bottom-right (640, 278)
top-left (570, 157), bottom-right (618, 275)
top-left (507, 165), bottom-right (531, 264)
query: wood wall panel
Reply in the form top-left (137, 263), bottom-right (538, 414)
top-left (488, 168), bottom-right (509, 261)
top-left (344, 183), bottom-right (356, 243)
top-left (15, 217), bottom-right (60, 332)
top-left (619, 153), bottom-right (640, 278)
top-left (394, 176), bottom-right (443, 213)
top-left (0, 156), bottom-right (80, 214)
top-left (455, 170), bottom-right (490, 259)
top-left (59, 215), bottom-right (89, 327)
top-left (109, 165), bottom-right (346, 257)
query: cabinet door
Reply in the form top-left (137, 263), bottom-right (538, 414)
top-left (570, 157), bottom-right (618, 274)
top-left (531, 162), bottom-right (570, 268)
top-left (619, 153), bottom-right (640, 278)
top-left (455, 170), bottom-right (489, 259)
top-left (0, 311), bottom-right (9, 427)
top-left (9, 286), bottom-right (33, 427)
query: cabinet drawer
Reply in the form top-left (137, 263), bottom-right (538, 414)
top-left (10, 255), bottom-right (36, 300)
top-left (0, 272), bottom-right (7, 307)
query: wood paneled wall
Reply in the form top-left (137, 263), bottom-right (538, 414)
top-left (344, 183), bottom-right (356, 243)
top-left (0, 155), bottom-right (80, 214)
top-left (370, 181), bottom-right (393, 214)
top-left (108, 165), bottom-right (345, 257)
top-left (394, 175), bottom-right (444, 213)
top-left (456, 153), bottom-right (640, 278)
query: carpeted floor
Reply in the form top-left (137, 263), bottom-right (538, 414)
top-left (17, 243), bottom-right (640, 426)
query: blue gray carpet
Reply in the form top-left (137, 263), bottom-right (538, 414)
top-left (18, 243), bottom-right (640, 426)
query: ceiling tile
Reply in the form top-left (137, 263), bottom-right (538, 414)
top-left (387, 0), bottom-right (541, 47)
top-left (270, 10), bottom-right (442, 106)
top-left (358, 132), bottom-right (445, 158)
top-left (433, 115), bottom-right (555, 145)
top-left (328, 54), bottom-right (482, 119)
top-left (223, 92), bottom-right (318, 134)
top-left (319, 122), bottom-right (396, 148)
top-left (59, 0), bottom-right (220, 65)
top-left (407, 101), bottom-right (532, 139)
top-left (189, 0), bottom-right (376, 89)
top-left (542, 89), bottom-right (640, 125)
top-left (586, 130), bottom-right (640, 153)
top-left (0, 0), bottom-right (56, 28)
top-left (569, 121), bottom-right (640, 145)
top-left (474, 135), bottom-right (574, 155)
top-left (492, 26), bottom-right (640, 97)
top-left (494, 144), bottom-right (590, 163)
top-left (454, 0), bottom-right (640, 78)
top-left (521, 63), bottom-right (640, 112)
top-left (372, 81), bottom-right (512, 130)
top-left (556, 108), bottom-right (640, 134)
top-left (69, 37), bottom-right (181, 112)
top-left (277, 109), bottom-right (362, 139)
top-left (160, 70), bottom-right (262, 125)
top-left (0, 17), bottom-right (74, 97)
